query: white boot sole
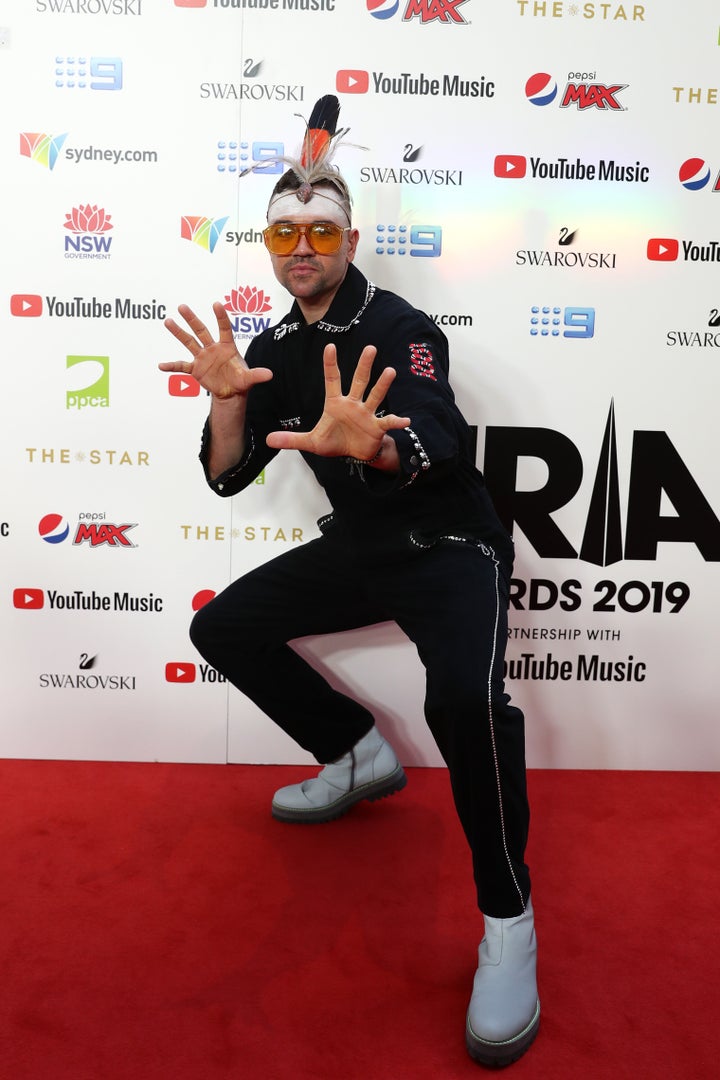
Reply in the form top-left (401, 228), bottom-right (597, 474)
top-left (271, 765), bottom-right (407, 824)
top-left (465, 1000), bottom-right (540, 1068)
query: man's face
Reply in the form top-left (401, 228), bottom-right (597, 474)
top-left (265, 194), bottom-right (359, 314)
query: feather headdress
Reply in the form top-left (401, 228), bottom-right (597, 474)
top-left (242, 94), bottom-right (358, 222)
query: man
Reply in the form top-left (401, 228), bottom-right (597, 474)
top-left (160, 115), bottom-right (540, 1066)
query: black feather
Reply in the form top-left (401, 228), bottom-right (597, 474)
top-left (307, 95), bottom-right (340, 135)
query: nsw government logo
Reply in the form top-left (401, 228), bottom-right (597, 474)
top-left (224, 286), bottom-right (272, 340)
top-left (64, 203), bottom-right (113, 260)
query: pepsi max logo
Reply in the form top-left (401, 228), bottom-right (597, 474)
top-left (39, 514), bottom-right (70, 544)
top-left (526, 72), bottom-right (627, 110)
top-left (38, 513), bottom-right (138, 548)
top-left (367, 0), bottom-right (399, 18)
top-left (367, 0), bottom-right (469, 25)
top-left (526, 73), bottom-right (557, 106)
top-left (679, 158), bottom-right (712, 191)
top-left (192, 590), bottom-right (217, 611)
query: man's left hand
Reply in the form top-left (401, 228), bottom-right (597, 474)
top-left (265, 344), bottom-right (409, 466)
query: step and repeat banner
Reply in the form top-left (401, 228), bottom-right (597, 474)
top-left (2, 1), bottom-right (719, 769)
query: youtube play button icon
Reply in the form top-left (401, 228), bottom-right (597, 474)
top-left (168, 374), bottom-right (200, 397)
top-left (494, 155), bottom-right (527, 179)
top-left (10, 294), bottom-right (43, 317)
top-left (647, 238), bottom-right (679, 262)
top-left (336, 69), bottom-right (369, 94)
top-left (13, 588), bottom-right (45, 610)
top-left (165, 662), bottom-right (196, 683)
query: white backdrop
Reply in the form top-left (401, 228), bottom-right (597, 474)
top-left (2, 0), bottom-right (719, 770)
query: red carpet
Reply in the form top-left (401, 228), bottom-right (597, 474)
top-left (0, 762), bottom-right (717, 1079)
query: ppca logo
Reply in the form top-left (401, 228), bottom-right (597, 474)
top-left (367, 0), bottom-right (469, 25)
top-left (66, 355), bottom-right (109, 409)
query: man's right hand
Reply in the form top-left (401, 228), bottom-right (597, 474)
top-left (160, 302), bottom-right (272, 400)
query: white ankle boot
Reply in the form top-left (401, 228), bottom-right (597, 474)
top-left (465, 897), bottom-right (540, 1067)
top-left (271, 726), bottom-right (407, 823)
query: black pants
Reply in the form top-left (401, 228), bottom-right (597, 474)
top-left (190, 528), bottom-right (531, 918)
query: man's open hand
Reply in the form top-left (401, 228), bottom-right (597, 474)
top-left (265, 344), bottom-right (409, 461)
top-left (160, 302), bottom-right (272, 400)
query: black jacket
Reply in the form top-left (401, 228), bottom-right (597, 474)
top-left (200, 263), bottom-right (510, 556)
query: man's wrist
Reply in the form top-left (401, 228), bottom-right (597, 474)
top-left (345, 440), bottom-right (385, 467)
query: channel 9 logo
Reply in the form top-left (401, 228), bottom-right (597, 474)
top-left (374, 224), bottom-right (443, 257)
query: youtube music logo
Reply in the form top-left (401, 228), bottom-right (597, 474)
top-left (168, 374), bottom-right (200, 397)
top-left (647, 238), bottom-right (679, 262)
top-left (336, 69), bottom-right (369, 94)
top-left (165, 662), bottom-right (196, 683)
top-left (494, 155), bottom-right (527, 179)
top-left (11, 294), bottom-right (43, 317)
top-left (14, 588), bottom-right (45, 609)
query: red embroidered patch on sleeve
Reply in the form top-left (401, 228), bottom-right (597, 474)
top-left (408, 343), bottom-right (436, 381)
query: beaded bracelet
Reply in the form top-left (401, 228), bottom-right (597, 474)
top-left (345, 441), bottom-right (384, 467)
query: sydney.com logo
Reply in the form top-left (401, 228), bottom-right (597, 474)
top-left (20, 132), bottom-right (157, 169)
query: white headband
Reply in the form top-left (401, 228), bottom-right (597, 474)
top-left (267, 186), bottom-right (351, 226)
